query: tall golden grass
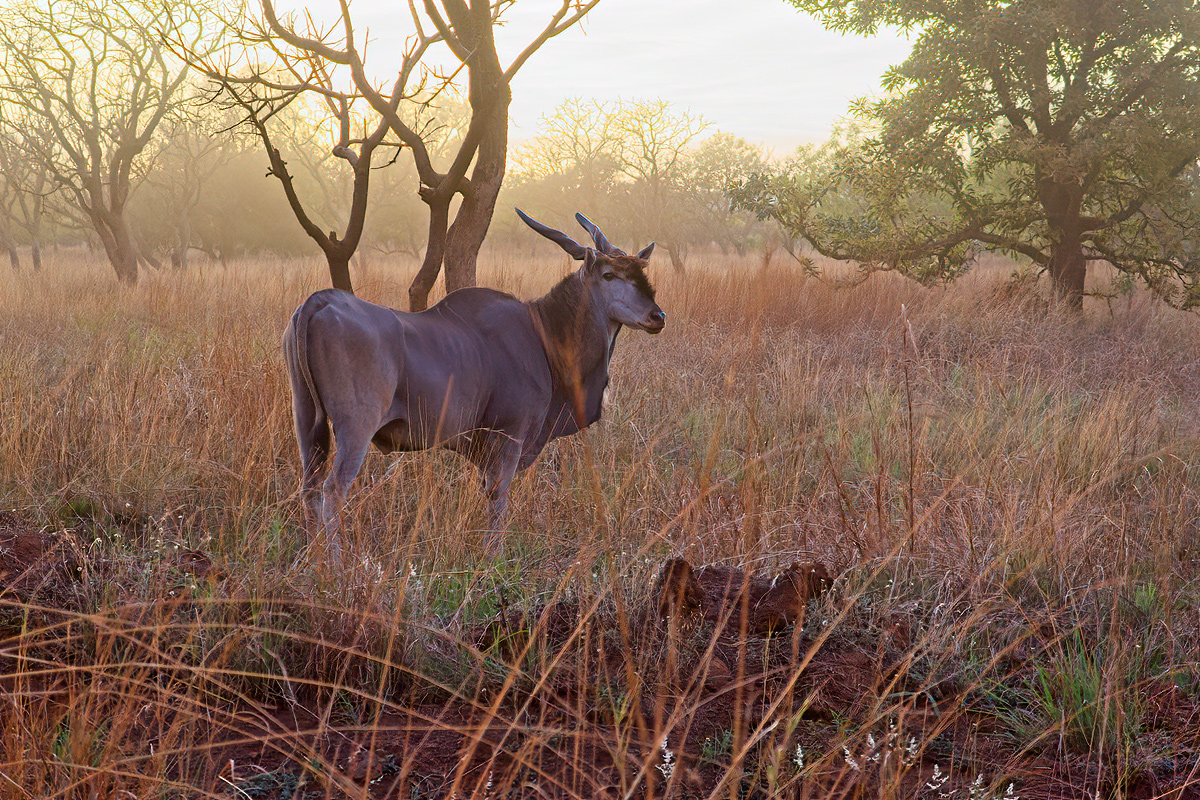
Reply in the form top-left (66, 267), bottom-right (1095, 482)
top-left (0, 248), bottom-right (1198, 798)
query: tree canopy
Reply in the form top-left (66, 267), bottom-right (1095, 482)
top-left (507, 99), bottom-right (780, 269)
top-left (735, 0), bottom-right (1200, 308)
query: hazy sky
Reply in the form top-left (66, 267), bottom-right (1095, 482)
top-left (291, 0), bottom-right (913, 153)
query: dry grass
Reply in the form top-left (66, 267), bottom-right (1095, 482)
top-left (1, 247), bottom-right (1199, 798)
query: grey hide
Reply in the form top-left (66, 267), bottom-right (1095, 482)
top-left (283, 210), bottom-right (665, 539)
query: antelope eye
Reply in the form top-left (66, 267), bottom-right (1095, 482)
top-left (602, 272), bottom-right (616, 281)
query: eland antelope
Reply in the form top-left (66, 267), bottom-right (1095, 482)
top-left (283, 210), bottom-right (664, 540)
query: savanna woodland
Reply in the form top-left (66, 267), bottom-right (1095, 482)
top-left (2, 0), bottom-right (1200, 797)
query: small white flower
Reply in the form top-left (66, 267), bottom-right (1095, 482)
top-left (865, 732), bottom-right (881, 763)
top-left (792, 744), bottom-right (804, 769)
top-left (904, 735), bottom-right (919, 765)
top-left (658, 738), bottom-right (675, 781)
top-left (843, 746), bottom-right (859, 771)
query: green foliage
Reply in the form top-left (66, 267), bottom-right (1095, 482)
top-left (737, 0), bottom-right (1200, 305)
top-left (1027, 631), bottom-right (1147, 756)
top-left (700, 729), bottom-right (735, 764)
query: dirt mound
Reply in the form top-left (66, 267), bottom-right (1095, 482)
top-left (655, 556), bottom-right (832, 635)
top-left (0, 512), bottom-right (224, 616)
top-left (0, 512), bottom-right (84, 607)
top-left (477, 557), bottom-right (834, 662)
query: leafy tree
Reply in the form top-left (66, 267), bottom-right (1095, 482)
top-left (737, 0), bottom-right (1200, 309)
top-left (687, 132), bottom-right (773, 259)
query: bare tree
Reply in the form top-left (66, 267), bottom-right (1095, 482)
top-left (513, 97), bottom-right (623, 215)
top-left (256, 0), bottom-right (601, 310)
top-left (508, 98), bottom-right (714, 270)
top-left (5, 0), bottom-right (199, 278)
top-left (0, 0), bottom-right (200, 284)
top-left (215, 81), bottom-right (395, 293)
top-left (0, 126), bottom-right (29, 270)
top-left (178, 0), bottom-right (431, 295)
top-left (0, 183), bottom-right (20, 271)
top-left (616, 100), bottom-right (708, 272)
top-left (137, 111), bottom-right (240, 271)
top-left (1, 80), bottom-right (73, 274)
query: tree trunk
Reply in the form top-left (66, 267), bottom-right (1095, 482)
top-left (30, 202), bottom-right (43, 272)
top-left (1048, 245), bottom-right (1086, 311)
top-left (110, 238), bottom-right (139, 284)
top-left (95, 213), bottom-right (140, 285)
top-left (760, 245), bottom-right (774, 271)
top-left (665, 244), bottom-right (686, 274)
top-left (137, 241), bottom-right (164, 272)
top-left (409, 195), bottom-right (451, 311)
top-left (443, 185), bottom-right (498, 294)
top-left (1039, 179), bottom-right (1086, 311)
top-left (327, 250), bottom-right (353, 294)
top-left (0, 226), bottom-right (18, 271)
top-left (172, 220), bottom-right (190, 270)
top-left (443, 84), bottom-right (511, 294)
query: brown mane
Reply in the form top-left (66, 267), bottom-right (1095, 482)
top-left (529, 269), bottom-right (591, 348)
top-left (528, 272), bottom-right (606, 421)
top-left (527, 255), bottom-right (654, 426)
top-left (528, 254), bottom-right (656, 356)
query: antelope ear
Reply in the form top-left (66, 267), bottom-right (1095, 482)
top-left (582, 249), bottom-right (598, 272)
top-left (637, 242), bottom-right (656, 261)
